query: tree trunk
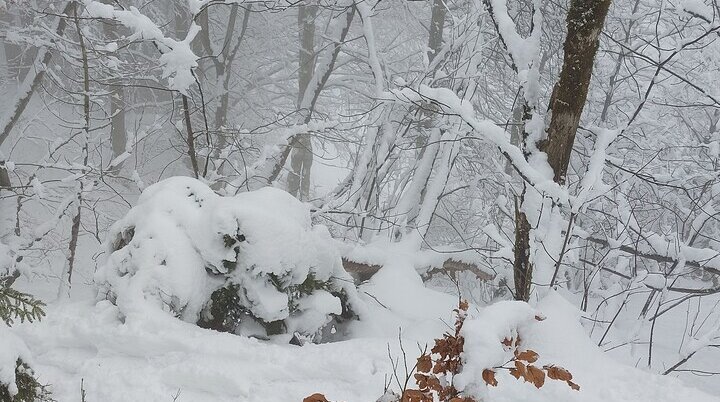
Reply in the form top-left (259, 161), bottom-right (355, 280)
top-left (540, 0), bottom-right (612, 184)
top-left (288, 2), bottom-right (319, 200)
top-left (102, 2), bottom-right (126, 169)
top-left (513, 193), bottom-right (533, 301)
top-left (513, 0), bottom-right (612, 301)
top-left (0, 2), bottom-right (75, 189)
top-left (427, 0), bottom-right (447, 64)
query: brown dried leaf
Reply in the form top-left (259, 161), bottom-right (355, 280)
top-left (501, 337), bottom-right (513, 347)
top-left (567, 380), bottom-right (580, 391)
top-left (510, 360), bottom-right (527, 379)
top-left (416, 354), bottom-right (432, 373)
top-left (303, 393), bottom-right (330, 402)
top-left (544, 365), bottom-right (573, 381)
top-left (516, 349), bottom-right (539, 363)
top-left (482, 369), bottom-right (498, 387)
top-left (414, 373), bottom-right (429, 390)
top-left (438, 385), bottom-right (459, 400)
top-left (401, 389), bottom-right (431, 402)
top-left (427, 376), bottom-right (442, 392)
top-left (525, 365), bottom-right (546, 388)
top-left (535, 314), bottom-right (546, 321)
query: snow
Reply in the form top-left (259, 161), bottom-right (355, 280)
top-left (96, 177), bottom-right (360, 338)
top-left (680, 0), bottom-right (713, 21)
top-left (389, 84), bottom-right (568, 205)
top-left (0, 322), bottom-right (32, 397)
top-left (5, 287), bottom-right (719, 401)
top-left (82, 2), bottom-right (201, 93)
top-left (573, 128), bottom-right (619, 213)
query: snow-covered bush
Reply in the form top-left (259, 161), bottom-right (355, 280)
top-left (308, 300), bottom-right (578, 402)
top-left (0, 252), bottom-right (49, 401)
top-left (0, 315), bottom-right (49, 401)
top-left (96, 177), bottom-right (362, 342)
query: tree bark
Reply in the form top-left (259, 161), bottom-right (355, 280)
top-left (513, 0), bottom-right (612, 301)
top-left (183, 94), bottom-right (200, 179)
top-left (540, 0), bottom-right (612, 184)
top-left (102, 1), bottom-right (126, 168)
top-left (288, 2), bottom-right (318, 200)
top-left (427, 0), bottom-right (447, 64)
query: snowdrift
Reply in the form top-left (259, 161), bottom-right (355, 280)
top-left (7, 289), bottom-right (718, 402)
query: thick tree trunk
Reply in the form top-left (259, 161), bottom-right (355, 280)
top-left (513, 0), bottom-right (612, 301)
top-left (540, 0), bottom-right (612, 184)
top-left (427, 0), bottom-right (447, 64)
top-left (102, 2), bottom-right (126, 168)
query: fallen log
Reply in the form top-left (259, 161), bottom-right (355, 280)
top-left (341, 257), bottom-right (494, 284)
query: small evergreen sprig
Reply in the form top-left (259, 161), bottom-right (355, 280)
top-left (0, 284), bottom-right (46, 326)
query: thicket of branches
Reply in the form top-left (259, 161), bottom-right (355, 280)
top-left (0, 0), bottom-right (718, 383)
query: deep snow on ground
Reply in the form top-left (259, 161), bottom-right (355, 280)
top-left (7, 277), bottom-right (720, 402)
top-left (3, 179), bottom-right (718, 401)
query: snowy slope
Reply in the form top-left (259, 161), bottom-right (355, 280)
top-left (8, 281), bottom-right (719, 402)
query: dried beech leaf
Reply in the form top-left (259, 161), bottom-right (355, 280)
top-left (303, 393), bottom-right (330, 402)
top-left (427, 376), bottom-right (442, 392)
top-left (516, 350), bottom-right (539, 363)
top-left (567, 380), bottom-right (580, 391)
top-left (526, 365), bottom-right (546, 388)
top-left (510, 360), bottom-right (527, 379)
top-left (417, 354), bottom-right (432, 373)
top-left (544, 365), bottom-right (573, 381)
top-left (402, 389), bottom-right (431, 402)
top-left (482, 369), bottom-right (498, 386)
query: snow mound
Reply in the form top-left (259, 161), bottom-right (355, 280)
top-left (95, 177), bottom-right (361, 341)
top-left (0, 321), bottom-right (31, 396)
top-left (458, 293), bottom-right (719, 402)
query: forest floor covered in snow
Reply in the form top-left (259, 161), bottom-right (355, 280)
top-left (8, 275), bottom-right (719, 402)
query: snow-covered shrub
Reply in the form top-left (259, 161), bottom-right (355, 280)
top-left (0, 317), bottom-right (49, 401)
top-left (96, 177), bottom-right (362, 342)
top-left (356, 301), bottom-right (578, 402)
top-left (0, 257), bottom-right (49, 401)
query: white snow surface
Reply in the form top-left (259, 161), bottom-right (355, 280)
top-left (3, 181), bottom-right (718, 402)
top-left (5, 282), bottom-right (719, 401)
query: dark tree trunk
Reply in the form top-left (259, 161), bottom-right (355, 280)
top-left (513, 0), bottom-right (612, 301)
top-left (540, 0), bottom-right (612, 184)
top-left (427, 0), bottom-right (447, 63)
top-left (513, 193), bottom-right (533, 301)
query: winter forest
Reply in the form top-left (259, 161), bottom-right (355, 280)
top-left (1, 0), bottom-right (720, 400)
